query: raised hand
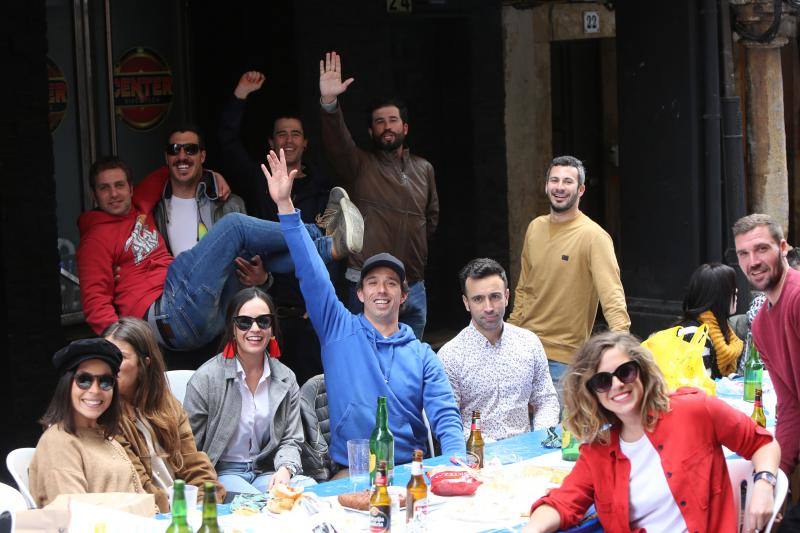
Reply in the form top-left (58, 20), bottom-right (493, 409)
top-left (261, 149), bottom-right (297, 214)
top-left (319, 51), bottom-right (354, 104)
top-left (234, 71), bottom-right (266, 100)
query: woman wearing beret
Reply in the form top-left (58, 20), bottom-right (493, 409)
top-left (184, 287), bottom-right (312, 493)
top-left (103, 317), bottom-right (224, 510)
top-left (29, 338), bottom-right (146, 508)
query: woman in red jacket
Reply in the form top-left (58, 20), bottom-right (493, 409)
top-left (523, 331), bottom-right (780, 533)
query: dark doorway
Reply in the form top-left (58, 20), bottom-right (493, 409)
top-left (551, 38), bottom-right (620, 246)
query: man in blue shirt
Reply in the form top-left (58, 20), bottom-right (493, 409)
top-left (262, 149), bottom-right (465, 470)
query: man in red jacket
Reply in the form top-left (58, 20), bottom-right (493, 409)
top-left (77, 155), bottom-right (362, 350)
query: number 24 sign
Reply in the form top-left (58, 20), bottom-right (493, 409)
top-left (387, 0), bottom-right (412, 14)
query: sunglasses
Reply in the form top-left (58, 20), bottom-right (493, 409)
top-left (74, 372), bottom-right (116, 391)
top-left (233, 314), bottom-right (274, 331)
top-left (586, 360), bottom-right (640, 394)
top-left (165, 143), bottom-right (201, 156)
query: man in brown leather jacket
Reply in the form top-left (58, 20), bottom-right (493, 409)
top-left (318, 51), bottom-right (439, 339)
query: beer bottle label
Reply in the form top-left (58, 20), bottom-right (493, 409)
top-left (470, 419), bottom-right (480, 431)
top-left (369, 504), bottom-right (391, 532)
top-left (413, 498), bottom-right (428, 517)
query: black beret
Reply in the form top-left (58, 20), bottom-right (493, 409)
top-left (52, 338), bottom-right (123, 376)
top-left (360, 252), bottom-right (406, 283)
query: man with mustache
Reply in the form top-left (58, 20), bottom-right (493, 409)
top-left (144, 125), bottom-right (269, 288)
top-left (508, 155), bottom-right (630, 392)
top-left (318, 51), bottom-right (439, 340)
top-left (735, 214), bottom-right (800, 483)
top-left (438, 258), bottom-right (559, 440)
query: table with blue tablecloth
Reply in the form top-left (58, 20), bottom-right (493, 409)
top-left (306, 428), bottom-right (601, 533)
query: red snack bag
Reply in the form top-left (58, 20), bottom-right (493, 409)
top-left (426, 469), bottom-right (482, 496)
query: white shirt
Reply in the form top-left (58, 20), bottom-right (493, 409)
top-left (218, 357), bottom-right (272, 463)
top-left (166, 196), bottom-right (199, 256)
top-left (620, 434), bottom-right (688, 532)
top-left (437, 322), bottom-right (560, 440)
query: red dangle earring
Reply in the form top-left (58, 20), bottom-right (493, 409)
top-left (268, 337), bottom-right (281, 358)
top-left (223, 340), bottom-right (237, 359)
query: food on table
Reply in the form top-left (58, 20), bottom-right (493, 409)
top-left (266, 484), bottom-right (304, 514)
top-left (426, 469), bottom-right (482, 496)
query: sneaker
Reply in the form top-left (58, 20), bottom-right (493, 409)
top-left (329, 193), bottom-right (364, 258)
top-left (316, 187), bottom-right (350, 234)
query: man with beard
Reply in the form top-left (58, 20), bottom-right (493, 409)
top-left (508, 155), bottom-right (629, 390)
top-left (438, 258), bottom-right (559, 440)
top-left (734, 214), bottom-right (800, 482)
top-left (317, 51), bottom-right (439, 339)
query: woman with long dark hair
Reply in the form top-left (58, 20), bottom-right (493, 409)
top-left (523, 332), bottom-right (779, 533)
top-left (29, 339), bottom-right (145, 507)
top-left (184, 287), bottom-right (313, 493)
top-left (103, 317), bottom-right (223, 511)
top-left (678, 262), bottom-right (743, 378)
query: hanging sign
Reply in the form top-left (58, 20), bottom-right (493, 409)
top-left (113, 47), bottom-right (173, 130)
top-left (47, 57), bottom-right (67, 133)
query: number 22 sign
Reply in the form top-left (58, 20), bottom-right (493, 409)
top-left (387, 0), bottom-right (412, 14)
top-left (584, 11), bottom-right (600, 34)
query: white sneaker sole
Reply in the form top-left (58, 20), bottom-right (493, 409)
top-left (338, 197), bottom-right (364, 254)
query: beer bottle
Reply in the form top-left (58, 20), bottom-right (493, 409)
top-left (165, 480), bottom-right (193, 533)
top-left (370, 460), bottom-right (391, 533)
top-left (751, 387), bottom-right (767, 428)
top-left (561, 428), bottom-right (580, 461)
top-left (196, 482), bottom-right (220, 533)
top-left (406, 449), bottom-right (428, 530)
top-left (743, 339), bottom-right (764, 403)
top-left (465, 410), bottom-right (484, 469)
top-left (369, 396), bottom-right (394, 485)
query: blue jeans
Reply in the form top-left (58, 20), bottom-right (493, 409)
top-left (548, 359), bottom-right (568, 408)
top-left (156, 213), bottom-right (329, 349)
top-left (346, 279), bottom-right (427, 339)
top-left (216, 460), bottom-right (317, 494)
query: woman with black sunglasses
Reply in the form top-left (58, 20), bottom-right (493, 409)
top-left (103, 317), bottom-right (224, 511)
top-left (29, 338), bottom-right (146, 507)
top-left (184, 287), bottom-right (313, 493)
top-left (523, 331), bottom-right (780, 533)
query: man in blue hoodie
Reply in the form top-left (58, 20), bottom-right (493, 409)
top-left (262, 149), bottom-right (465, 470)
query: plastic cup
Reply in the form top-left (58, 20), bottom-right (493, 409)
top-left (169, 483), bottom-right (199, 510)
top-left (347, 438), bottom-right (370, 491)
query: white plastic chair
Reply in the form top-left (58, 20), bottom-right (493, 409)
top-left (0, 481), bottom-right (27, 511)
top-left (728, 458), bottom-right (788, 533)
top-left (6, 447), bottom-right (36, 509)
top-left (165, 370), bottom-right (195, 405)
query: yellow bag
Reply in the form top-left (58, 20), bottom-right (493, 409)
top-left (641, 324), bottom-right (716, 396)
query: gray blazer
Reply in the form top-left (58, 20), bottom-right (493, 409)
top-left (184, 354), bottom-right (304, 475)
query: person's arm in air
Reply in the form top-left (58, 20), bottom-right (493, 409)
top-left (264, 149), bottom-right (351, 346)
top-left (218, 71), bottom-right (270, 211)
top-left (319, 51), bottom-right (362, 185)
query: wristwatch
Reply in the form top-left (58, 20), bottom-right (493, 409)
top-left (753, 471), bottom-right (777, 487)
top-left (284, 463), bottom-right (299, 478)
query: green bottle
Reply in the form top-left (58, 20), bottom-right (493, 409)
top-left (165, 480), bottom-right (193, 532)
top-left (369, 396), bottom-right (394, 485)
top-left (743, 339), bottom-right (764, 403)
top-left (196, 482), bottom-right (219, 533)
top-left (561, 428), bottom-right (580, 462)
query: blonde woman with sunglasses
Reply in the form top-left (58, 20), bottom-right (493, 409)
top-left (184, 287), bottom-right (314, 493)
top-left (29, 339), bottom-right (146, 507)
top-left (524, 332), bottom-right (780, 533)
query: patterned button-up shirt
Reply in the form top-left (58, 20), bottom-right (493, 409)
top-left (437, 322), bottom-right (560, 440)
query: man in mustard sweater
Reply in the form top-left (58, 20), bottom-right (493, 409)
top-left (509, 155), bottom-right (630, 390)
